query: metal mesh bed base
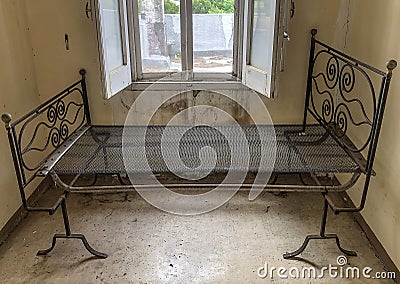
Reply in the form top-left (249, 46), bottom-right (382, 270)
top-left (52, 125), bottom-right (361, 176)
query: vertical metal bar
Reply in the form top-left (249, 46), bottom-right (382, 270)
top-left (354, 78), bottom-right (387, 210)
top-left (302, 29), bottom-right (318, 132)
top-left (4, 124), bottom-right (28, 209)
top-left (79, 69), bottom-right (92, 125)
top-left (11, 127), bottom-right (27, 185)
top-left (61, 197), bottom-right (72, 236)
top-left (365, 77), bottom-right (392, 173)
top-left (319, 198), bottom-right (328, 237)
top-left (357, 60), bottom-right (397, 210)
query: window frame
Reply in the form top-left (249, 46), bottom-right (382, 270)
top-left (241, 0), bottom-right (290, 98)
top-left (94, 0), bottom-right (133, 99)
top-left (127, 0), bottom-right (241, 82)
top-left (92, 0), bottom-right (291, 97)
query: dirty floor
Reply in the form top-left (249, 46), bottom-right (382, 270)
top-left (0, 181), bottom-right (395, 283)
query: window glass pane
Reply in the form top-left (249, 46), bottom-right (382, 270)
top-left (192, 0), bottom-right (234, 73)
top-left (139, 0), bottom-right (182, 73)
top-left (101, 0), bottom-right (124, 70)
top-left (250, 0), bottom-right (275, 71)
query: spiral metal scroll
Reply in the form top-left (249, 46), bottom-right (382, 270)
top-left (17, 88), bottom-right (86, 172)
top-left (309, 50), bottom-right (378, 153)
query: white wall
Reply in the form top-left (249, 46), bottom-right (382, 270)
top-left (0, 0), bottom-right (42, 230)
top-left (336, 0), bottom-right (400, 269)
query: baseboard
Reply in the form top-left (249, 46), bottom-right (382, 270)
top-left (0, 177), bottom-right (51, 246)
top-left (341, 192), bottom-right (399, 283)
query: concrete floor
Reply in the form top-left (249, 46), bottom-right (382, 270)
top-left (0, 180), bottom-right (395, 283)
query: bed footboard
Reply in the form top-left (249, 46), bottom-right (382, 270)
top-left (2, 70), bottom-right (90, 210)
top-left (1, 70), bottom-right (106, 258)
top-left (284, 29), bottom-right (397, 258)
top-left (301, 28), bottom-right (397, 212)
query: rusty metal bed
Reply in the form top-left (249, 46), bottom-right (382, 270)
top-left (2, 29), bottom-right (397, 259)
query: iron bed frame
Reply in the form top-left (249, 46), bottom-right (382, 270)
top-left (2, 29), bottom-right (397, 260)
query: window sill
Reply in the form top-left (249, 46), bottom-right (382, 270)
top-left (130, 79), bottom-right (248, 92)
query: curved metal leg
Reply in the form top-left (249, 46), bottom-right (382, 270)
top-left (283, 234), bottom-right (356, 259)
top-left (77, 234), bottom-right (108, 258)
top-left (37, 234), bottom-right (61, 255)
top-left (37, 234), bottom-right (108, 258)
top-left (283, 234), bottom-right (317, 259)
top-left (283, 198), bottom-right (356, 259)
top-left (332, 234), bottom-right (357, 256)
top-left (37, 193), bottom-right (108, 259)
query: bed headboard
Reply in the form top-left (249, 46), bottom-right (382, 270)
top-left (2, 69), bottom-right (91, 191)
top-left (303, 29), bottom-right (397, 175)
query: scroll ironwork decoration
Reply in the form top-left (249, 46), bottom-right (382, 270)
top-left (308, 46), bottom-right (382, 154)
top-left (11, 81), bottom-right (89, 185)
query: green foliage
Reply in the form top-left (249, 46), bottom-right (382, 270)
top-left (164, 0), bottom-right (180, 14)
top-left (138, 0), bottom-right (234, 15)
top-left (192, 0), bottom-right (234, 14)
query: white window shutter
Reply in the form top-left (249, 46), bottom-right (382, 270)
top-left (242, 0), bottom-right (291, 98)
top-left (92, 0), bottom-right (132, 99)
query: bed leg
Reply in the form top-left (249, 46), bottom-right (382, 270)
top-left (90, 174), bottom-right (98, 186)
top-left (117, 173), bottom-right (128, 185)
top-left (283, 199), bottom-right (356, 259)
top-left (36, 197), bottom-right (108, 259)
top-left (269, 173), bottom-right (279, 185)
top-left (298, 173), bottom-right (308, 185)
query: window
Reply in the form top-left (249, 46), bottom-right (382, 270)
top-left (138, 0), bottom-right (182, 73)
top-left (92, 0), bottom-right (292, 99)
top-left (242, 0), bottom-right (291, 97)
top-left (93, 0), bottom-right (132, 98)
top-left (192, 1), bottom-right (235, 73)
